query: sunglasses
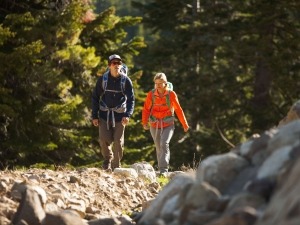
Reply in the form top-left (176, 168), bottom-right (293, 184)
top-left (111, 61), bottom-right (122, 65)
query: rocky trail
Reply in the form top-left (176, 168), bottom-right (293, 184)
top-left (0, 165), bottom-right (163, 224)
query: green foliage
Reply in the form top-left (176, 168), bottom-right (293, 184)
top-left (0, 25), bottom-right (15, 45)
top-left (157, 176), bottom-right (170, 187)
top-left (0, 0), bottom-right (146, 169)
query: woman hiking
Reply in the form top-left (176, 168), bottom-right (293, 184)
top-left (142, 72), bottom-right (189, 176)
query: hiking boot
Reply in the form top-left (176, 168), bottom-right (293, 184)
top-left (102, 159), bottom-right (112, 171)
top-left (158, 172), bottom-right (168, 178)
top-left (105, 168), bottom-right (112, 173)
top-left (112, 163), bottom-right (121, 170)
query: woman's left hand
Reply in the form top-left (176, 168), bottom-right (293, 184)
top-left (184, 127), bottom-right (189, 132)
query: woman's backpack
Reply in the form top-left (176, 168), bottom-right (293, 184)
top-left (149, 81), bottom-right (174, 124)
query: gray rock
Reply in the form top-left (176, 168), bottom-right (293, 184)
top-left (12, 187), bottom-right (46, 225)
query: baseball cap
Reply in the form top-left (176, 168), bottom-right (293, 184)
top-left (108, 54), bottom-right (122, 63)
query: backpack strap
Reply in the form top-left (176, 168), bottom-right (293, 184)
top-left (151, 89), bottom-right (171, 109)
top-left (102, 72), bottom-right (126, 95)
top-left (103, 64), bottom-right (127, 94)
top-left (166, 90), bottom-right (171, 109)
top-left (149, 90), bottom-right (174, 139)
top-left (102, 71), bottom-right (109, 92)
top-left (119, 63), bottom-right (128, 94)
top-left (120, 74), bottom-right (126, 95)
top-left (149, 89), bottom-right (173, 119)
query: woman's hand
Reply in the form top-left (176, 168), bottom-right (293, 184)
top-left (143, 124), bottom-right (150, 130)
top-left (184, 127), bottom-right (189, 132)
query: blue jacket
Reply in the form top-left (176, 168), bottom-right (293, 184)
top-left (92, 72), bottom-right (135, 122)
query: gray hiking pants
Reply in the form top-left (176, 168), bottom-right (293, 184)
top-left (98, 118), bottom-right (125, 169)
top-left (150, 124), bottom-right (175, 173)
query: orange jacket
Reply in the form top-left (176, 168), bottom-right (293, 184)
top-left (142, 89), bottom-right (189, 129)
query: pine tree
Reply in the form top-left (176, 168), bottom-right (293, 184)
top-left (0, 0), bottom-right (146, 168)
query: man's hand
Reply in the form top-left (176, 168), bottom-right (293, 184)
top-left (92, 119), bottom-right (99, 127)
top-left (122, 117), bottom-right (129, 125)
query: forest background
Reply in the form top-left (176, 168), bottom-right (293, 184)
top-left (0, 0), bottom-right (299, 171)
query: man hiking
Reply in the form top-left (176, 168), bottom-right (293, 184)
top-left (92, 54), bottom-right (135, 171)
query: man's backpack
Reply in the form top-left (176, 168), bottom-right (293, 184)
top-left (99, 63), bottom-right (129, 129)
top-left (102, 63), bottom-right (128, 95)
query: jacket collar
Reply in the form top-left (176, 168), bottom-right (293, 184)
top-left (109, 72), bottom-right (121, 80)
top-left (154, 89), bottom-right (168, 96)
